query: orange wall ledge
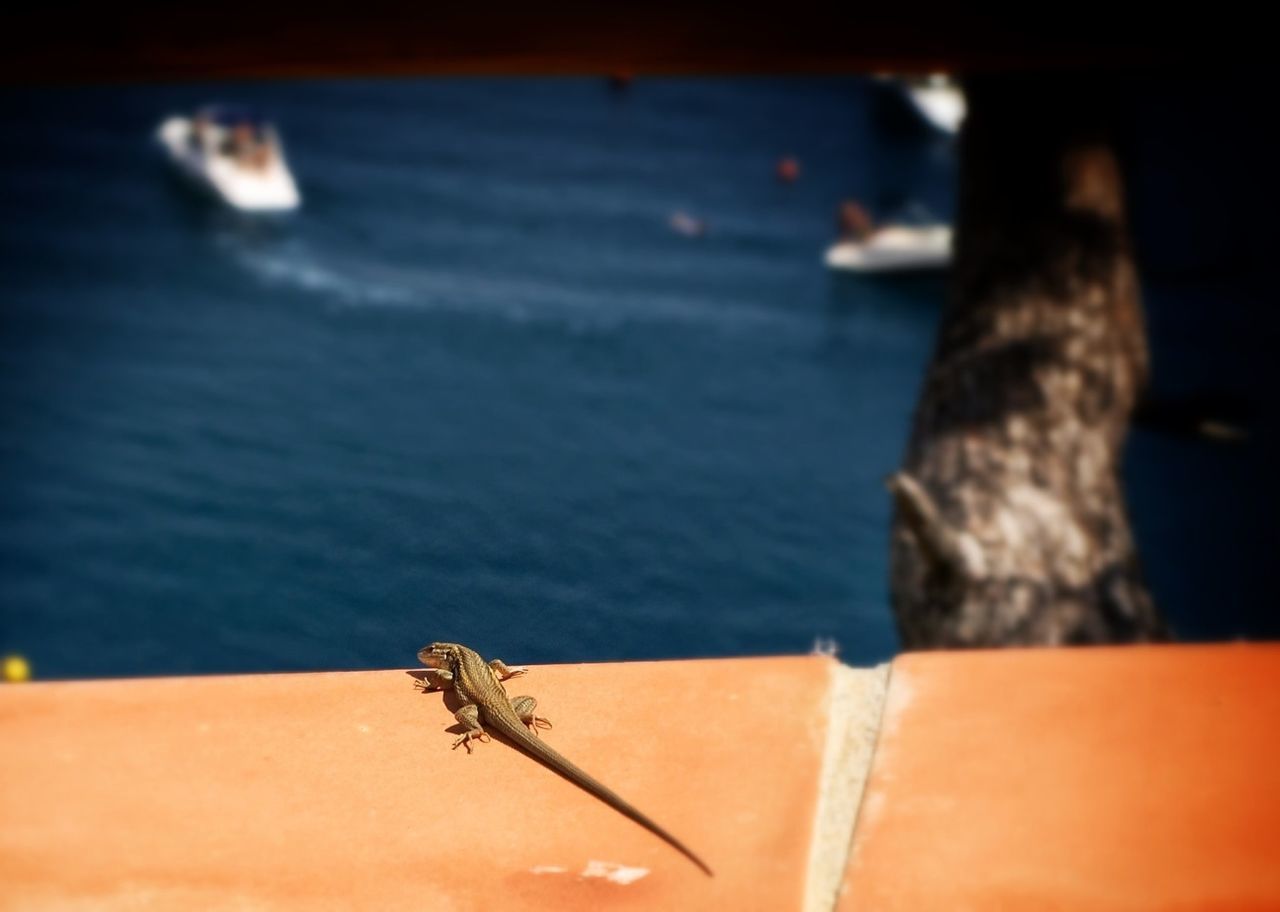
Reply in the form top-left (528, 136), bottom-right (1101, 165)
top-left (2, 644), bottom-right (1277, 910)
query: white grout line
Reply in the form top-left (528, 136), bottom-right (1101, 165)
top-left (803, 659), bottom-right (892, 912)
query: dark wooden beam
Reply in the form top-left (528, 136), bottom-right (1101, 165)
top-left (1, 4), bottom-right (1236, 85)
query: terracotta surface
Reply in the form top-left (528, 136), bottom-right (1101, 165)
top-left (0, 656), bottom-right (835, 911)
top-left (9, 645), bottom-right (1275, 910)
top-left (840, 643), bottom-right (1280, 911)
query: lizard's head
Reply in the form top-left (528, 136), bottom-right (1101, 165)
top-left (418, 642), bottom-right (463, 669)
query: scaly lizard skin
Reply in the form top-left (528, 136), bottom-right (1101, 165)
top-left (417, 642), bottom-right (713, 876)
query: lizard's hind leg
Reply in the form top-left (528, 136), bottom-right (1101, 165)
top-left (510, 696), bottom-right (553, 736)
top-left (451, 703), bottom-right (490, 753)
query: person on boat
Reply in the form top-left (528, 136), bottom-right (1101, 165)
top-left (231, 122), bottom-right (254, 162)
top-left (837, 199), bottom-right (875, 241)
top-left (222, 121), bottom-right (272, 171)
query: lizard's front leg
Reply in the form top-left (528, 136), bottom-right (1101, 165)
top-left (451, 703), bottom-right (490, 753)
top-left (488, 658), bottom-right (528, 681)
top-left (510, 695), bottom-right (553, 736)
top-left (416, 668), bottom-right (455, 693)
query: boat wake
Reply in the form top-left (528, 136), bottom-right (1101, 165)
top-left (215, 229), bottom-right (810, 340)
top-left (219, 234), bottom-right (414, 308)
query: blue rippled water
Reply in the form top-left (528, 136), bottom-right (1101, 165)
top-left (1, 78), bottom-right (1273, 679)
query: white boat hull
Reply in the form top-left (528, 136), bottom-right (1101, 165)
top-left (824, 225), bottom-right (952, 273)
top-left (157, 116), bottom-right (300, 212)
top-left (905, 83), bottom-right (967, 135)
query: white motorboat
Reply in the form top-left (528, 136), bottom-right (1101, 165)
top-left (903, 74), bottom-right (966, 135)
top-left (156, 105), bottom-right (300, 212)
top-left (824, 224), bottom-right (952, 273)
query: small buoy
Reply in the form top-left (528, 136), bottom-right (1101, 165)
top-left (3, 654), bottom-right (31, 683)
top-left (776, 156), bottom-right (801, 183)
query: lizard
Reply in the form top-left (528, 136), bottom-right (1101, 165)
top-left (416, 642), bottom-right (713, 876)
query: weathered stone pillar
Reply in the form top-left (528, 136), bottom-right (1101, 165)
top-left (889, 75), bottom-right (1167, 647)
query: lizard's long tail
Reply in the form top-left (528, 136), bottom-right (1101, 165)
top-left (488, 715), bottom-right (714, 876)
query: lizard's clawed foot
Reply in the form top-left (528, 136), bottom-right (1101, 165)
top-left (525, 716), bottom-right (553, 737)
top-left (452, 731), bottom-right (490, 753)
top-left (417, 668), bottom-right (454, 693)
